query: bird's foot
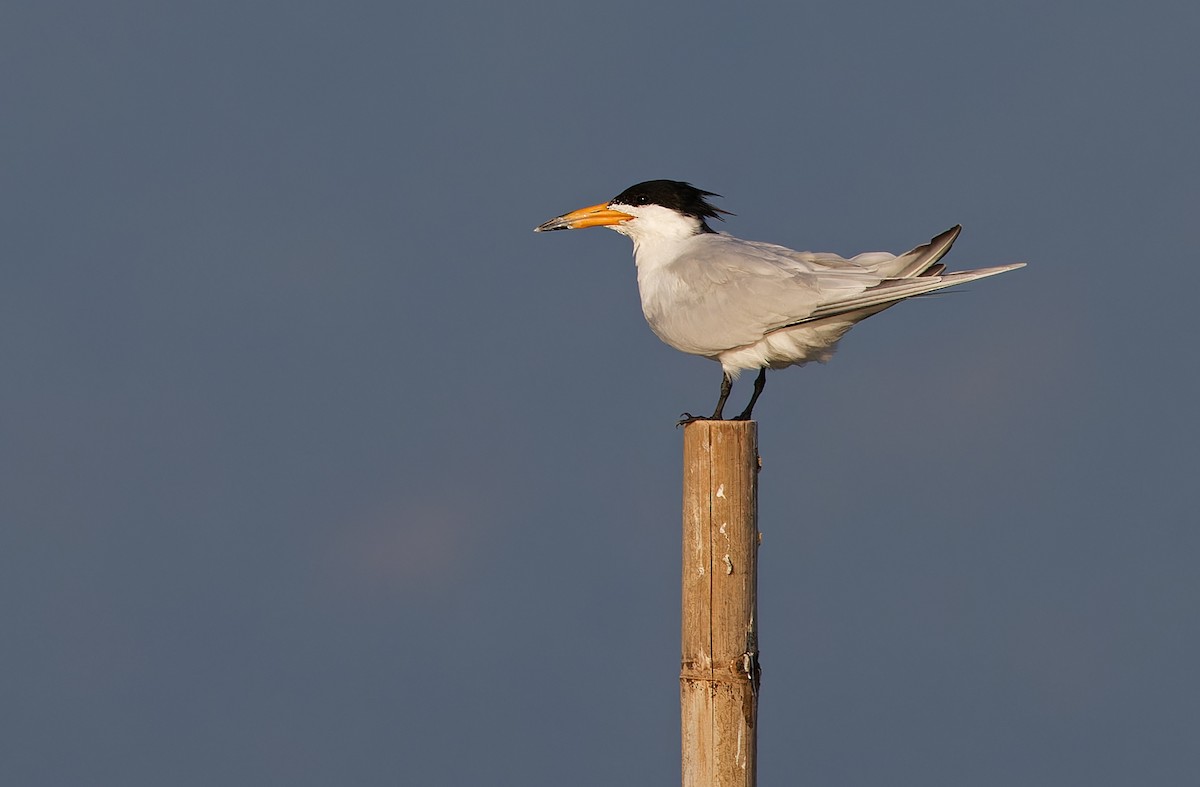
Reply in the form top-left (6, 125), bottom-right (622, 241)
top-left (677, 412), bottom-right (722, 428)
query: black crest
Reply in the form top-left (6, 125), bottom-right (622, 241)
top-left (610, 180), bottom-right (731, 233)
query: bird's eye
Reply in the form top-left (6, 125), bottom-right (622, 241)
top-left (637, 194), bottom-right (650, 205)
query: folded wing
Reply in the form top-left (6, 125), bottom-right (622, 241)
top-left (652, 226), bottom-right (1018, 356)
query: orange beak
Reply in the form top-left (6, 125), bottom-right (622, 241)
top-left (534, 201), bottom-right (634, 232)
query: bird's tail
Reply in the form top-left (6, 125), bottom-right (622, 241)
top-left (791, 262), bottom-right (1027, 326)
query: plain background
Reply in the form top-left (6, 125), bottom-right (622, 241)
top-left (3, 2), bottom-right (1197, 784)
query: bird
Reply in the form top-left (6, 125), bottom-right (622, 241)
top-left (535, 179), bottom-right (1025, 425)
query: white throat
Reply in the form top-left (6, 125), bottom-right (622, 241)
top-left (606, 204), bottom-right (709, 271)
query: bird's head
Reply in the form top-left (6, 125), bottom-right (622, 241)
top-left (535, 180), bottom-right (730, 240)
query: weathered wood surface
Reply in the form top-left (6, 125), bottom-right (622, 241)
top-left (681, 420), bottom-right (760, 787)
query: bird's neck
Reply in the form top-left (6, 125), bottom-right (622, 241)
top-left (616, 216), bottom-right (708, 275)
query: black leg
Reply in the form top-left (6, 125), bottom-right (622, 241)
top-left (678, 372), bottom-right (733, 427)
top-left (732, 368), bottom-right (766, 421)
top-left (710, 372), bottom-right (733, 419)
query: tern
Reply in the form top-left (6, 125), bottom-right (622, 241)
top-left (535, 180), bottom-right (1024, 424)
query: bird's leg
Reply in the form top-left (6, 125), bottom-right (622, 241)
top-left (710, 372), bottom-right (733, 419)
top-left (678, 373), bottom-right (733, 427)
top-left (732, 368), bottom-right (767, 421)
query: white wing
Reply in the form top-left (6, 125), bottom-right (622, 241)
top-left (642, 227), bottom-right (973, 356)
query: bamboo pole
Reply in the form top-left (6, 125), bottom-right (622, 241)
top-left (681, 420), bottom-right (760, 787)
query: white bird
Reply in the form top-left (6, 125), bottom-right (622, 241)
top-left (535, 180), bottom-right (1025, 424)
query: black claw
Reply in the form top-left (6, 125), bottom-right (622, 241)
top-left (678, 412), bottom-right (727, 427)
top-left (677, 412), bottom-right (718, 427)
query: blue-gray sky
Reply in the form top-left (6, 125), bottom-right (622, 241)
top-left (3, 2), bottom-right (1197, 784)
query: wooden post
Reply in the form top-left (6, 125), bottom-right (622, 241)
top-left (681, 420), bottom-right (760, 787)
